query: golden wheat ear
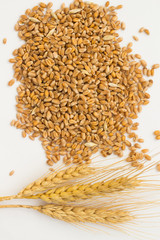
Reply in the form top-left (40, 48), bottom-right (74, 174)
top-left (15, 160), bottom-right (141, 203)
top-left (24, 176), bottom-right (141, 204)
top-left (21, 160), bottom-right (127, 197)
top-left (0, 159), bottom-right (126, 202)
top-left (30, 160), bottom-right (160, 205)
top-left (0, 203), bottom-right (134, 225)
top-left (0, 201), bottom-right (160, 239)
top-left (17, 164), bottom-right (97, 196)
top-left (0, 160), bottom-right (159, 203)
top-left (0, 164), bottom-right (101, 201)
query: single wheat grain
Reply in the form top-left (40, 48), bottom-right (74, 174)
top-left (9, 170), bottom-right (15, 176)
top-left (133, 36), bottom-right (139, 41)
top-left (157, 164), bottom-right (160, 172)
top-left (144, 29), bottom-right (150, 35)
top-left (3, 38), bottom-right (7, 44)
top-left (8, 79), bottom-right (15, 87)
top-left (139, 27), bottom-right (145, 33)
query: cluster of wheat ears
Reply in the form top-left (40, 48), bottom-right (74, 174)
top-left (0, 161), bottom-right (159, 233)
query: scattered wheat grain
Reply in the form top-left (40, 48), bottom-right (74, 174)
top-left (3, 38), bottom-right (7, 44)
top-left (9, 170), bottom-right (15, 176)
top-left (133, 36), bottom-right (139, 41)
top-left (8, 79), bottom-right (15, 87)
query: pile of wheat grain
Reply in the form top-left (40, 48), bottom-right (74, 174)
top-left (9, 0), bottom-right (159, 167)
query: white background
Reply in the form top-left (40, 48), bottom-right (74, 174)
top-left (0, 0), bottom-right (160, 239)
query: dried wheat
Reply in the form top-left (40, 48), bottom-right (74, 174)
top-left (0, 204), bottom-right (133, 224)
top-left (0, 165), bottom-right (96, 201)
top-left (18, 165), bottom-right (96, 196)
top-left (25, 177), bottom-right (141, 203)
top-left (37, 204), bottom-right (133, 224)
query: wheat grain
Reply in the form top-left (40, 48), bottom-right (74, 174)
top-left (121, 22), bottom-right (126, 30)
top-left (152, 64), bottom-right (160, 69)
top-left (9, 170), bottom-right (15, 176)
top-left (3, 38), bottom-right (7, 44)
top-left (69, 9), bottom-right (82, 13)
top-left (28, 17), bottom-right (40, 23)
top-left (154, 130), bottom-right (160, 136)
top-left (144, 29), bottom-right (150, 35)
top-left (26, 177), bottom-right (141, 203)
top-left (133, 36), bottom-right (139, 41)
top-left (139, 27), bottom-right (145, 33)
top-left (141, 149), bottom-right (149, 153)
top-left (39, 2), bottom-right (46, 8)
top-left (47, 2), bottom-right (53, 9)
top-left (144, 155), bottom-right (152, 161)
top-left (157, 164), bottom-right (160, 172)
top-left (84, 142), bottom-right (97, 147)
top-left (8, 79), bottom-right (15, 87)
top-left (135, 54), bottom-right (141, 59)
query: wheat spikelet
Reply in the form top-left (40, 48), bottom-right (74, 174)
top-left (0, 204), bottom-right (133, 225)
top-left (26, 177), bottom-right (141, 203)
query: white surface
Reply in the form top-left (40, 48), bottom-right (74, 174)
top-left (0, 0), bottom-right (160, 239)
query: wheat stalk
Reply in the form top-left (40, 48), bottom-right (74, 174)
top-left (25, 177), bottom-right (141, 203)
top-left (0, 204), bottom-right (133, 224)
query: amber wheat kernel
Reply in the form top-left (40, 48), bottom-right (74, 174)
top-left (8, 79), bottom-right (15, 87)
top-left (154, 130), bottom-right (160, 136)
top-left (9, 170), bottom-right (15, 176)
top-left (3, 38), bottom-right (7, 44)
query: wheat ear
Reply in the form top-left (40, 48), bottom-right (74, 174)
top-left (0, 165), bottom-right (95, 201)
top-left (26, 177), bottom-right (141, 203)
top-left (0, 204), bottom-right (133, 224)
top-left (18, 165), bottom-right (96, 196)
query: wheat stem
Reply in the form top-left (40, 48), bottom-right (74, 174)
top-left (0, 204), bottom-right (35, 209)
top-left (0, 195), bottom-right (18, 202)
